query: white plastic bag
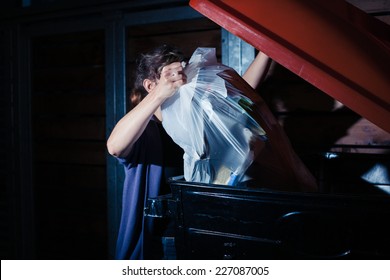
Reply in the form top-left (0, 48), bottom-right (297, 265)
top-left (162, 48), bottom-right (266, 186)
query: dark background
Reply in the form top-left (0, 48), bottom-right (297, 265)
top-left (0, 0), bottom-right (389, 260)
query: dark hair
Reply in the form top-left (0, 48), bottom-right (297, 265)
top-left (130, 44), bottom-right (184, 108)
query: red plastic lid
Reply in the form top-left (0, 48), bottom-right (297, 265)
top-left (190, 0), bottom-right (390, 132)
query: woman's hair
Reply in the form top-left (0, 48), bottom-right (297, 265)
top-left (130, 44), bottom-right (184, 108)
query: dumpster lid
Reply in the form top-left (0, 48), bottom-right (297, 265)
top-left (189, 0), bottom-right (390, 132)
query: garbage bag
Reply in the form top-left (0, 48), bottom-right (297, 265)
top-left (161, 48), bottom-right (267, 186)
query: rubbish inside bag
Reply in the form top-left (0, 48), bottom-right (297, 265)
top-left (161, 48), bottom-right (267, 186)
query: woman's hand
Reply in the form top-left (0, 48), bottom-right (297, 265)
top-left (152, 61), bottom-right (187, 100)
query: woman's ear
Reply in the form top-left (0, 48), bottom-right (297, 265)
top-left (143, 79), bottom-right (156, 93)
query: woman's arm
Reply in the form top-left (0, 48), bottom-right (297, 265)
top-left (106, 62), bottom-right (185, 158)
top-left (242, 51), bottom-right (271, 89)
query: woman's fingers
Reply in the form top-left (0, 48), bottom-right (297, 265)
top-left (161, 62), bottom-right (186, 85)
top-left (154, 62), bottom-right (187, 99)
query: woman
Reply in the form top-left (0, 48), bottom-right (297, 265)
top-left (107, 45), bottom-right (270, 259)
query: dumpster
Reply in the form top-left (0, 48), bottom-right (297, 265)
top-left (167, 172), bottom-right (390, 259)
top-left (145, 0), bottom-right (390, 259)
